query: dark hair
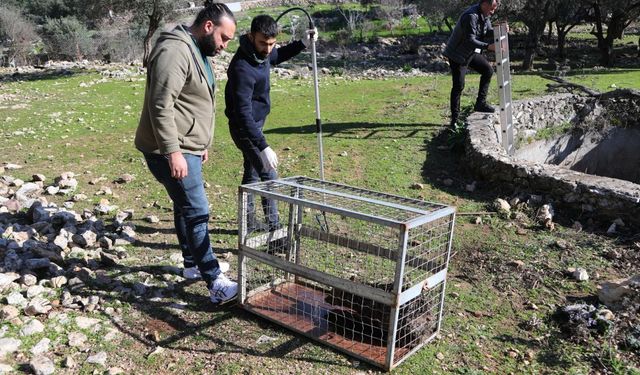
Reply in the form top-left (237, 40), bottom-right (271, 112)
top-left (479, 0), bottom-right (498, 5)
top-left (250, 15), bottom-right (278, 38)
top-left (194, 1), bottom-right (236, 27)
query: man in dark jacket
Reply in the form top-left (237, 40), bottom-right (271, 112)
top-left (443, 0), bottom-right (499, 127)
top-left (225, 15), bottom-right (316, 234)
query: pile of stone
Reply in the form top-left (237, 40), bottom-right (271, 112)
top-left (0, 170), bottom-right (140, 372)
top-left (0, 61), bottom-right (144, 84)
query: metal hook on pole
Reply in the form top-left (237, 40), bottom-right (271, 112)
top-left (275, 8), bottom-right (328, 232)
top-left (275, 8), bottom-right (324, 181)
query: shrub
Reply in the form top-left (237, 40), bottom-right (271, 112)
top-left (95, 11), bottom-right (144, 62)
top-left (0, 5), bottom-right (40, 66)
top-left (42, 16), bottom-right (96, 60)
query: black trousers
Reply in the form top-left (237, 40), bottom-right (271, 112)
top-left (449, 53), bottom-right (493, 123)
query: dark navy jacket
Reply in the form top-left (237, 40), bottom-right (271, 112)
top-left (443, 4), bottom-right (494, 65)
top-left (225, 36), bottom-right (305, 151)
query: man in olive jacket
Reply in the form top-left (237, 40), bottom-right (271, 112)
top-left (443, 0), bottom-right (499, 128)
top-left (135, 2), bottom-right (238, 304)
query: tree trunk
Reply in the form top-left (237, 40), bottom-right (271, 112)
top-left (142, 1), bottom-right (163, 68)
top-left (142, 25), bottom-right (157, 68)
top-left (598, 37), bottom-right (615, 67)
top-left (547, 20), bottom-right (553, 43)
top-left (556, 28), bottom-right (567, 59)
top-left (522, 26), bottom-right (541, 71)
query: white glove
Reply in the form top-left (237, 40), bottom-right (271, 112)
top-left (302, 28), bottom-right (318, 48)
top-left (259, 146), bottom-right (278, 171)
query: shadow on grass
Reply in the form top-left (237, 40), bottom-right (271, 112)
top-left (265, 121), bottom-right (442, 140)
top-left (61, 259), bottom-right (347, 367)
top-left (420, 128), bottom-right (507, 206)
top-left (135, 222), bottom-right (236, 237)
top-left (494, 333), bottom-right (576, 370)
top-left (0, 67), bottom-right (86, 83)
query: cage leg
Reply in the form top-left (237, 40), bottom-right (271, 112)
top-left (238, 189), bottom-right (248, 304)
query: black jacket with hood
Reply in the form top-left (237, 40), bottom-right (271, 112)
top-left (443, 4), bottom-right (494, 65)
top-left (224, 35), bottom-right (305, 151)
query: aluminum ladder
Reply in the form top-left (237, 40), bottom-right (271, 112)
top-left (494, 22), bottom-right (514, 155)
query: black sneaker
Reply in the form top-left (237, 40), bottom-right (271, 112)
top-left (474, 102), bottom-right (496, 113)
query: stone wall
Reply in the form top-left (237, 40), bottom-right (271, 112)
top-left (464, 94), bottom-right (640, 229)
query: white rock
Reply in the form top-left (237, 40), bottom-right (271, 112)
top-left (50, 276), bottom-right (67, 288)
top-left (0, 306), bottom-right (19, 321)
top-left (21, 274), bottom-right (38, 287)
top-left (24, 297), bottom-right (52, 316)
top-left (63, 356), bottom-right (76, 368)
top-left (53, 234), bottom-right (69, 250)
top-left (67, 332), bottom-right (87, 347)
top-left (598, 275), bottom-right (640, 305)
top-left (45, 186), bottom-right (60, 195)
top-left (30, 355), bottom-right (55, 375)
top-left (5, 291), bottom-right (27, 307)
top-left (0, 338), bottom-right (21, 357)
top-left (169, 253), bottom-right (183, 264)
top-left (86, 351), bottom-right (107, 366)
top-left (30, 338), bottom-right (51, 354)
top-left (75, 316), bottom-right (100, 329)
top-left (26, 285), bottom-right (47, 299)
top-left (20, 319), bottom-right (45, 336)
top-left (103, 328), bottom-right (119, 342)
top-left (573, 268), bottom-right (589, 282)
top-left (536, 203), bottom-right (554, 222)
top-left (493, 198), bottom-right (511, 214)
top-left (0, 273), bottom-right (20, 290)
top-left (145, 215), bottom-right (160, 224)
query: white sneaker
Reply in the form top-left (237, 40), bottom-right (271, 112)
top-left (209, 273), bottom-right (238, 304)
top-left (183, 261), bottom-right (230, 280)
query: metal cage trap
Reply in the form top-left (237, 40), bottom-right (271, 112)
top-left (237, 176), bottom-right (456, 370)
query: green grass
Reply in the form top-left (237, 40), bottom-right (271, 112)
top-left (535, 121), bottom-right (573, 141)
top-left (1, 68), bottom-right (640, 373)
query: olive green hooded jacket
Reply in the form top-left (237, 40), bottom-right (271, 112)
top-left (135, 25), bottom-right (215, 156)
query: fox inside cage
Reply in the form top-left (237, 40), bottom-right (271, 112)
top-left (237, 177), bottom-right (455, 370)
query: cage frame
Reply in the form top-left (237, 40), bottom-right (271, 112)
top-left (237, 176), bottom-right (456, 371)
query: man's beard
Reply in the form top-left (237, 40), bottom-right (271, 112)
top-left (198, 34), bottom-right (218, 57)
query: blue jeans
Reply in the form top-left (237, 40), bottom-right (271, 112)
top-left (229, 123), bottom-right (280, 231)
top-left (143, 152), bottom-right (221, 287)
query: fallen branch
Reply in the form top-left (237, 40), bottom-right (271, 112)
top-left (540, 73), bottom-right (601, 97)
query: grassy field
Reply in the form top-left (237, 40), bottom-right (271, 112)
top-left (1, 66), bottom-right (640, 374)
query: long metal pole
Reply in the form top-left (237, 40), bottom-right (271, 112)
top-left (310, 33), bottom-right (324, 181)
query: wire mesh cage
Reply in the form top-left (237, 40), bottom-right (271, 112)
top-left (237, 176), bottom-right (456, 370)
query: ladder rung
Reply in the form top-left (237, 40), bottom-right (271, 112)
top-left (499, 35), bottom-right (507, 41)
top-left (501, 58), bottom-right (508, 64)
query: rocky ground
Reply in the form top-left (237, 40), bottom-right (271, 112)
top-left (1, 31), bottom-right (639, 373)
top-left (0, 164), bottom-right (638, 373)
